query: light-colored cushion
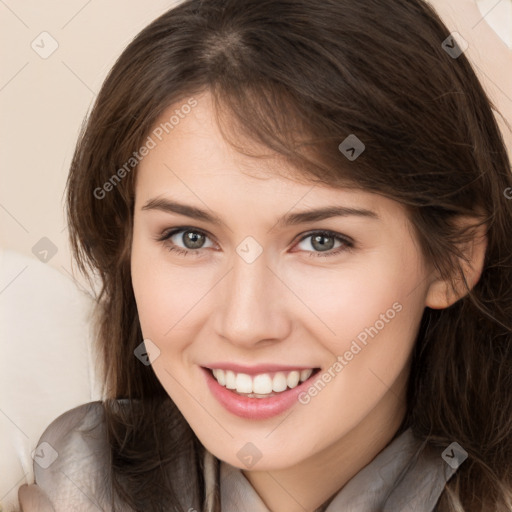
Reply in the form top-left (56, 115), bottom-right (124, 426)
top-left (0, 248), bottom-right (102, 511)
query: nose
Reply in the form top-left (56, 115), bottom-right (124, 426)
top-left (213, 246), bottom-right (292, 348)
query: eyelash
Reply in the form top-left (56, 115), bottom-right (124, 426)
top-left (156, 227), bottom-right (354, 259)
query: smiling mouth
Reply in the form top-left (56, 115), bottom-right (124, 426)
top-left (205, 367), bottom-right (322, 398)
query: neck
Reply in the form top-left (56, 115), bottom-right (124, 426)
top-left (241, 368), bottom-right (409, 512)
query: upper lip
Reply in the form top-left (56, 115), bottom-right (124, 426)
top-left (202, 363), bottom-right (319, 375)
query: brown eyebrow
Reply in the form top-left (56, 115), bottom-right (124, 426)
top-left (141, 197), bottom-right (379, 228)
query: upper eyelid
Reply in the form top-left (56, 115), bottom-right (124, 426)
top-left (159, 226), bottom-right (353, 247)
top-left (159, 226), bottom-right (216, 242)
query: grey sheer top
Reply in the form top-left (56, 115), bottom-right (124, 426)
top-left (33, 401), bottom-right (460, 511)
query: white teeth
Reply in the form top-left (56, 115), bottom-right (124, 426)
top-left (287, 371), bottom-right (300, 388)
top-left (210, 368), bottom-right (316, 395)
top-left (253, 373), bottom-right (273, 394)
top-left (300, 368), bottom-right (313, 381)
top-left (225, 370), bottom-right (236, 389)
top-left (235, 373), bottom-right (253, 393)
top-left (212, 369), bottom-right (225, 386)
top-left (273, 372), bottom-right (288, 392)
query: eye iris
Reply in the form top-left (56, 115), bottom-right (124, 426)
top-left (183, 230), bottom-right (205, 249)
top-left (174, 231), bottom-right (340, 252)
top-left (311, 234), bottom-right (334, 252)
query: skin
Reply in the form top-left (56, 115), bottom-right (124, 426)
top-left (18, 484), bottom-right (55, 512)
top-left (17, 90), bottom-right (486, 511)
top-left (130, 90), bottom-right (486, 512)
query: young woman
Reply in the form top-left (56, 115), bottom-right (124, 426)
top-left (18, 0), bottom-right (512, 510)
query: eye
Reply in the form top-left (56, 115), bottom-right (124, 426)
top-left (156, 227), bottom-right (354, 258)
top-left (157, 227), bottom-right (215, 257)
top-left (294, 230), bottom-right (354, 258)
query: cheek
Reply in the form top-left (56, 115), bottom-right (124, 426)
top-left (290, 276), bottom-right (424, 437)
top-left (131, 230), bottom-right (174, 339)
top-left (292, 254), bottom-right (426, 369)
top-left (131, 235), bottom-right (210, 346)
top-left (290, 262), bottom-right (407, 334)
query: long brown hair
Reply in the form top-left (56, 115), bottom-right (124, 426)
top-left (66, 0), bottom-right (512, 510)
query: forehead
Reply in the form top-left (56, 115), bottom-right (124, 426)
top-left (135, 91), bottom-right (407, 223)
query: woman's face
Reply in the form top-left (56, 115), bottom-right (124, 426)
top-left (131, 91), bottom-right (436, 471)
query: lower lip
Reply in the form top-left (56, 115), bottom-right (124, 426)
top-left (201, 366), bottom-right (319, 420)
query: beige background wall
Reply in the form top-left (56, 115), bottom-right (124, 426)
top-left (1, 0), bottom-right (511, 292)
top-left (0, 0), bottom-right (181, 291)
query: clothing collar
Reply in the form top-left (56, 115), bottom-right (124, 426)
top-left (217, 428), bottom-right (458, 512)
